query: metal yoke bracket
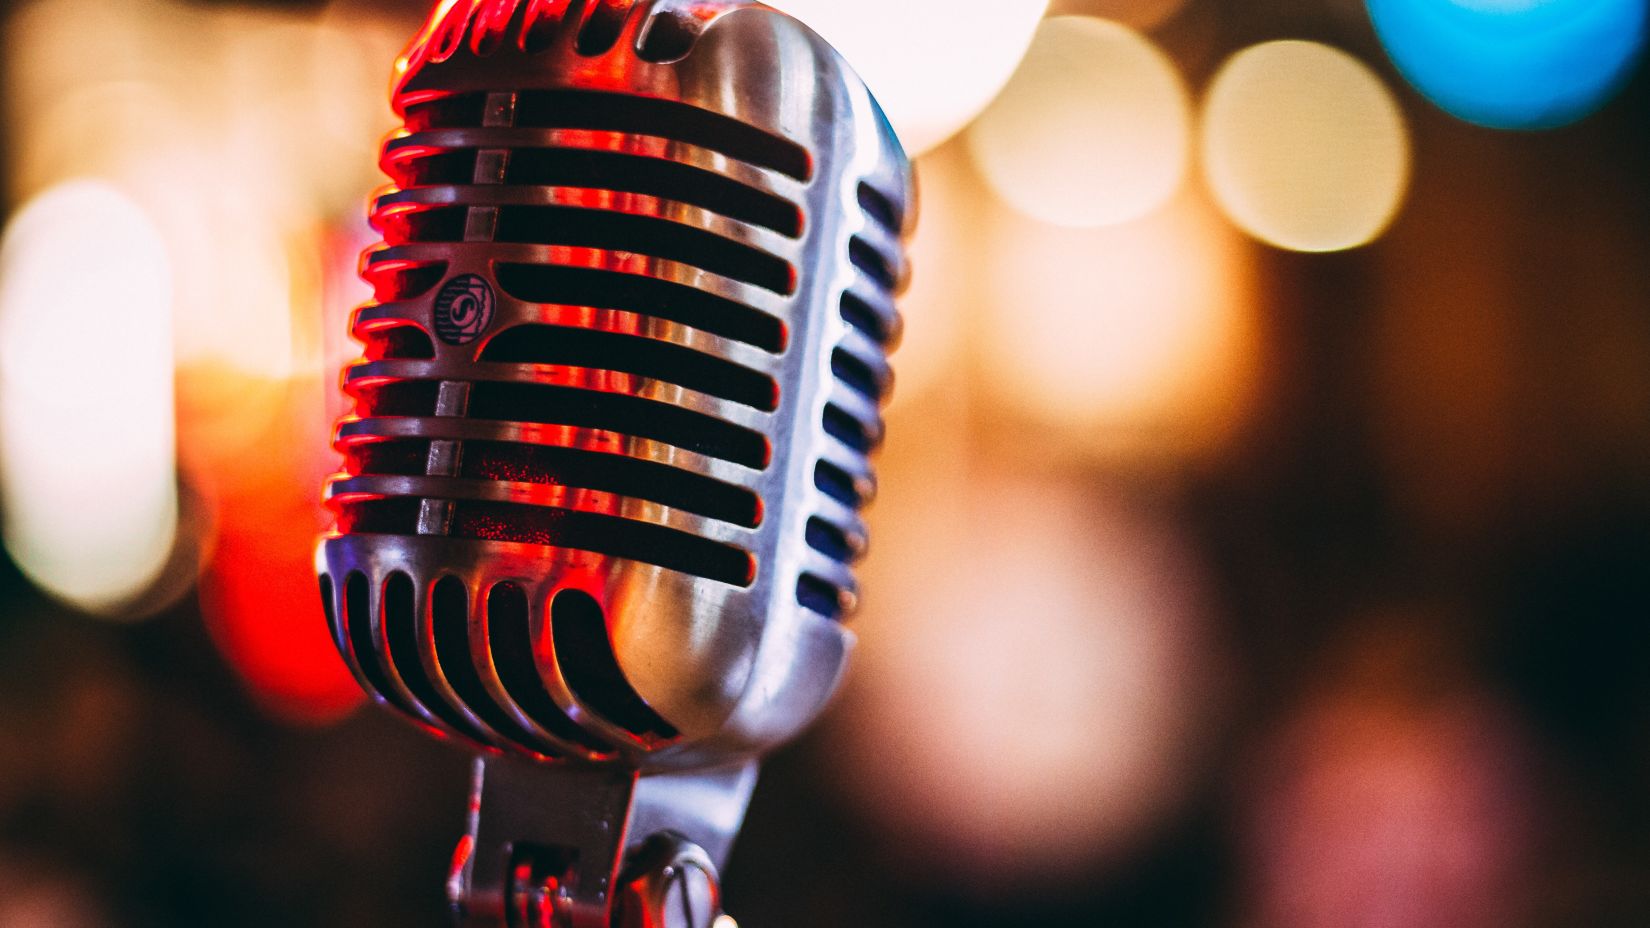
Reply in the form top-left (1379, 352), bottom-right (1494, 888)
top-left (449, 756), bottom-right (758, 928)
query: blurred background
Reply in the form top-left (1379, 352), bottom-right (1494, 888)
top-left (0, 0), bottom-right (1648, 925)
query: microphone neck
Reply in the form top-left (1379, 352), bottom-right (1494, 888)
top-left (450, 755), bottom-right (757, 928)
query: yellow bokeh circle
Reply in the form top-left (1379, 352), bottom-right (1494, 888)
top-left (1201, 40), bottom-right (1411, 253)
top-left (968, 16), bottom-right (1192, 228)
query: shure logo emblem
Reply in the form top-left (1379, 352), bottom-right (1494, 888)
top-left (433, 274), bottom-right (496, 346)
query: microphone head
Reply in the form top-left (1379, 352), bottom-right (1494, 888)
top-left (316, 0), bottom-right (912, 770)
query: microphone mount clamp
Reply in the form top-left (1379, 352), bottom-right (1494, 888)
top-left (449, 756), bottom-right (757, 928)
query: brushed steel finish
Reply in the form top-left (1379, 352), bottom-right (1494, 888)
top-left (316, 0), bottom-right (913, 773)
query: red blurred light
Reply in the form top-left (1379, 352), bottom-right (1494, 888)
top-left (178, 216), bottom-right (370, 725)
top-left (185, 365), bottom-right (362, 724)
top-left (199, 508), bottom-right (363, 725)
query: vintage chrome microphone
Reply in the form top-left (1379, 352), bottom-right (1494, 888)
top-left (314, 1), bottom-right (912, 924)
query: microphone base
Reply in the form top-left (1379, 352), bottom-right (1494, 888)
top-left (448, 755), bottom-right (756, 928)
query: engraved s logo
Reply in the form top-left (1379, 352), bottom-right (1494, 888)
top-left (433, 275), bottom-right (496, 346)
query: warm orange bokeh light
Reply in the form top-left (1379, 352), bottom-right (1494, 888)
top-left (183, 366), bottom-right (362, 724)
top-left (835, 467), bottom-right (1222, 888)
top-left (1203, 40), bottom-right (1412, 253)
top-left (1, 0), bottom-right (398, 714)
top-left (981, 188), bottom-right (1262, 461)
top-left (969, 15), bottom-right (1191, 228)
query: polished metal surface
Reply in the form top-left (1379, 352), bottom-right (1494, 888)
top-left (318, 3), bottom-right (912, 923)
top-left (614, 832), bottom-right (722, 928)
top-left (448, 756), bottom-right (754, 928)
top-left (316, 0), bottom-right (913, 771)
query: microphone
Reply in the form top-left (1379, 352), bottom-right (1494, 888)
top-left (313, 1), bottom-right (912, 925)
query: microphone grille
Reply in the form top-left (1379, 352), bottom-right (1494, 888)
top-left (318, 0), bottom-right (910, 766)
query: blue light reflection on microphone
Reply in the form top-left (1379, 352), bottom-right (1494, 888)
top-left (1366, 0), bottom-right (1648, 130)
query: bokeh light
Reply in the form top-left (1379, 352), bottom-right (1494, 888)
top-left (968, 16), bottom-right (1191, 228)
top-left (0, 0), bottom-right (388, 708)
top-left (1203, 40), bottom-right (1412, 253)
top-left (0, 859), bottom-right (107, 928)
top-left (185, 218), bottom-right (368, 724)
top-left (1063, 0), bottom-right (1195, 31)
top-left (980, 189), bottom-right (1260, 460)
top-left (0, 181), bottom-right (177, 615)
top-left (1241, 638), bottom-right (1541, 928)
top-left (886, 144), bottom-right (973, 405)
top-left (766, 0), bottom-right (1049, 156)
top-left (836, 471), bottom-right (1219, 887)
top-left (1367, 0), bottom-right (1648, 130)
top-left (195, 376), bottom-right (361, 725)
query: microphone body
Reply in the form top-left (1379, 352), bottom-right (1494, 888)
top-left (314, 1), bottom-right (911, 924)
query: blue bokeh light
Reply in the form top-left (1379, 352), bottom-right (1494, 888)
top-left (1366, 0), bottom-right (1648, 130)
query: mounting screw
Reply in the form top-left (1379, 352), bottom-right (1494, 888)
top-left (617, 835), bottom-right (722, 928)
